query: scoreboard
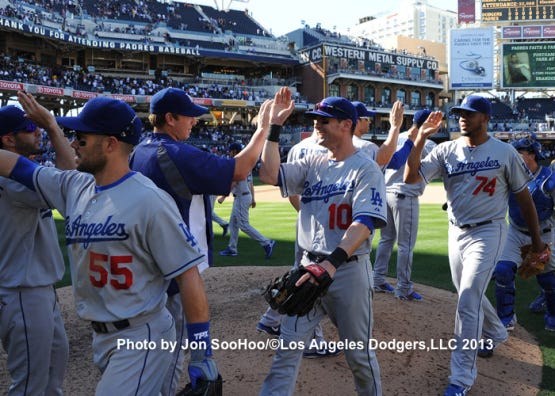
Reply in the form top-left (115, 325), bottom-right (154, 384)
top-left (482, 0), bottom-right (555, 22)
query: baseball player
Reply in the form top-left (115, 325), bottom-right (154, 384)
top-left (404, 95), bottom-right (545, 396)
top-left (218, 142), bottom-right (275, 258)
top-left (130, 87), bottom-right (293, 395)
top-left (0, 96), bottom-right (221, 395)
top-left (259, 96), bottom-right (387, 396)
top-left (256, 131), bottom-right (335, 358)
top-left (0, 92), bottom-right (74, 395)
top-left (210, 195), bottom-right (229, 236)
top-left (351, 101), bottom-right (404, 167)
top-left (373, 109), bottom-right (437, 299)
top-left (484, 135), bottom-right (555, 344)
top-left (528, 158), bottom-right (555, 314)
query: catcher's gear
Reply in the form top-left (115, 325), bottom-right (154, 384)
top-left (518, 243), bottom-right (551, 279)
top-left (177, 374), bottom-right (223, 396)
top-left (263, 263), bottom-right (333, 316)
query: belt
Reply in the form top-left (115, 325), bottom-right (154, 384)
top-left (91, 309), bottom-right (163, 334)
top-left (307, 251), bottom-right (359, 264)
top-left (454, 220), bottom-right (493, 230)
top-left (519, 227), bottom-right (552, 236)
top-left (91, 319), bottom-right (130, 333)
top-left (395, 193), bottom-right (406, 199)
top-left (233, 192), bottom-right (250, 197)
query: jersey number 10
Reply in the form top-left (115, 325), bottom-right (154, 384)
top-left (328, 203), bottom-right (352, 230)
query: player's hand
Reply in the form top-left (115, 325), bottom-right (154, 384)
top-left (251, 199), bottom-right (256, 208)
top-left (270, 87), bottom-right (295, 126)
top-left (418, 111), bottom-right (443, 139)
top-left (188, 352), bottom-right (219, 389)
top-left (389, 100), bottom-right (404, 130)
top-left (295, 261), bottom-right (336, 287)
top-left (256, 98), bottom-right (273, 131)
top-left (17, 91), bottom-right (57, 130)
top-left (217, 196), bottom-right (225, 204)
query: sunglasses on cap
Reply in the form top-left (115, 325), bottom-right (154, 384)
top-left (314, 102), bottom-right (352, 119)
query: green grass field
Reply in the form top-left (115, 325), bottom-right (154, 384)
top-left (54, 202), bottom-right (555, 394)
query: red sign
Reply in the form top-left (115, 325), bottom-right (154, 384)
top-left (458, 0), bottom-right (475, 24)
top-left (111, 94), bottom-right (135, 103)
top-left (37, 86), bottom-right (64, 96)
top-left (0, 80), bottom-right (24, 90)
top-left (72, 91), bottom-right (98, 99)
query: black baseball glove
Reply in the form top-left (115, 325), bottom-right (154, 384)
top-left (176, 374), bottom-right (223, 396)
top-left (263, 263), bottom-right (333, 316)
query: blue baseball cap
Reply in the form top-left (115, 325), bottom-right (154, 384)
top-left (0, 105), bottom-right (37, 135)
top-left (56, 96), bottom-right (142, 145)
top-left (150, 88), bottom-right (208, 117)
top-left (413, 109), bottom-right (432, 128)
top-left (352, 101), bottom-right (376, 118)
top-left (305, 97), bottom-right (357, 126)
top-left (229, 142), bottom-right (243, 152)
top-left (450, 95), bottom-right (492, 116)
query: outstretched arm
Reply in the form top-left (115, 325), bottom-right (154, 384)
top-left (18, 91), bottom-right (75, 170)
top-left (404, 111), bottom-right (442, 184)
top-left (375, 100), bottom-right (404, 167)
top-left (258, 89), bottom-right (295, 185)
top-left (233, 87), bottom-right (295, 182)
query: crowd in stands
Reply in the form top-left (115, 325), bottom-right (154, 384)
top-left (0, 54), bottom-right (282, 101)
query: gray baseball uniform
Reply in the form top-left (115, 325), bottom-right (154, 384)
top-left (418, 136), bottom-right (531, 388)
top-left (373, 131), bottom-right (437, 297)
top-left (225, 172), bottom-right (272, 253)
top-left (12, 163), bottom-right (204, 395)
top-left (260, 150), bottom-right (387, 396)
top-left (0, 178), bottom-right (69, 396)
top-left (258, 133), bottom-right (328, 345)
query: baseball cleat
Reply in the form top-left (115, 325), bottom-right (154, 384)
top-left (477, 343), bottom-right (495, 358)
top-left (504, 314), bottom-right (517, 331)
top-left (545, 315), bottom-right (555, 332)
top-left (303, 347), bottom-right (342, 359)
top-left (444, 383), bottom-right (470, 396)
top-left (374, 282), bottom-right (394, 293)
top-left (221, 224), bottom-right (229, 238)
top-left (529, 291), bottom-right (546, 313)
top-left (396, 291), bottom-right (422, 301)
top-left (256, 322), bottom-right (281, 337)
top-left (264, 240), bottom-right (276, 259)
top-left (219, 248), bottom-right (238, 256)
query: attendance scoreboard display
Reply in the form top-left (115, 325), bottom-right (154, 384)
top-left (482, 0), bottom-right (555, 22)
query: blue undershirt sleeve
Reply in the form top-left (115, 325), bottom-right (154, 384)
top-left (386, 139), bottom-right (414, 170)
top-left (353, 215), bottom-right (375, 233)
top-left (9, 156), bottom-right (39, 191)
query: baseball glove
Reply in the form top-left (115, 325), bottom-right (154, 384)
top-left (263, 263), bottom-right (333, 316)
top-left (517, 244), bottom-right (551, 279)
top-left (176, 374), bottom-right (222, 396)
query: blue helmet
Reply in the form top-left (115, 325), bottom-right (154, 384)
top-left (511, 135), bottom-right (544, 160)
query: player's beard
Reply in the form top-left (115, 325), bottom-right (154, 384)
top-left (14, 138), bottom-right (41, 157)
top-left (76, 140), bottom-right (108, 174)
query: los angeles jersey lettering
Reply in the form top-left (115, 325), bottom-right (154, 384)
top-left (280, 150), bottom-right (387, 256)
top-left (30, 168), bottom-right (204, 322)
top-left (419, 137), bottom-right (532, 226)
